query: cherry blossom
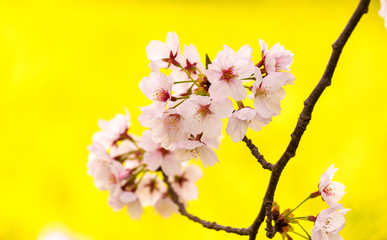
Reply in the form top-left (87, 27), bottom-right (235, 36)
top-left (176, 140), bottom-right (219, 167)
top-left (259, 39), bottom-right (294, 74)
top-left (92, 108), bottom-right (130, 148)
top-left (154, 192), bottom-right (179, 218)
top-left (249, 69), bottom-right (295, 118)
top-left (138, 102), bottom-right (165, 128)
top-left (206, 45), bottom-right (255, 101)
top-left (139, 71), bottom-right (173, 105)
top-left (171, 44), bottom-right (204, 95)
top-left (179, 95), bottom-right (233, 138)
top-left (151, 108), bottom-right (188, 149)
top-left (311, 205), bottom-right (350, 240)
top-left (380, 0), bottom-right (387, 29)
top-left (319, 164), bottom-right (346, 207)
top-left (226, 107), bottom-right (270, 142)
top-left (171, 165), bottom-right (203, 201)
top-left (136, 172), bottom-right (166, 206)
top-left (140, 130), bottom-right (182, 176)
top-left (146, 31), bottom-right (181, 69)
top-left (87, 142), bottom-right (116, 191)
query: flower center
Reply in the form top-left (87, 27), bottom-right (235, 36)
top-left (194, 104), bottom-right (212, 121)
top-left (221, 67), bottom-right (237, 83)
top-left (323, 183), bottom-right (335, 196)
top-left (154, 88), bottom-right (170, 102)
top-left (255, 87), bottom-right (271, 101)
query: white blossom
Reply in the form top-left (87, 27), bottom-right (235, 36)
top-left (319, 164), bottom-right (346, 207)
top-left (92, 108), bottom-right (130, 148)
top-left (259, 39), bottom-right (294, 74)
top-left (311, 205), bottom-right (350, 240)
top-left (176, 140), bottom-right (219, 167)
top-left (140, 130), bottom-right (182, 176)
top-left (171, 165), bottom-right (203, 201)
top-left (146, 31), bottom-right (181, 69)
top-left (206, 45), bottom-right (255, 101)
top-left (226, 107), bottom-right (270, 142)
top-left (249, 69), bottom-right (294, 118)
top-left (179, 95), bottom-right (233, 138)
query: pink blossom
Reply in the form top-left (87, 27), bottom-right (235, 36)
top-left (171, 165), bottom-right (202, 201)
top-left (139, 71), bottom-right (173, 104)
top-left (206, 45), bottom-right (255, 101)
top-left (171, 44), bottom-right (204, 95)
top-left (179, 95), bottom-right (233, 138)
top-left (107, 162), bottom-right (144, 220)
top-left (136, 172), bottom-right (166, 207)
top-left (249, 69), bottom-right (294, 118)
top-left (259, 39), bottom-right (294, 74)
top-left (176, 140), bottom-right (219, 167)
top-left (92, 108), bottom-right (130, 148)
top-left (151, 108), bottom-right (188, 149)
top-left (87, 142), bottom-right (116, 191)
top-left (146, 31), bottom-right (181, 69)
top-left (380, 0), bottom-right (387, 29)
top-left (319, 164), bottom-right (346, 207)
top-left (226, 107), bottom-right (270, 142)
top-left (154, 192), bottom-right (179, 218)
top-left (140, 130), bottom-right (182, 176)
top-left (311, 205), bottom-right (350, 240)
top-left (138, 103), bottom-right (165, 128)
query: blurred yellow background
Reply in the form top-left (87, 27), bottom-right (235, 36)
top-left (1, 0), bottom-right (386, 239)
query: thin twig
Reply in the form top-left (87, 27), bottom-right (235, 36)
top-left (162, 172), bottom-right (250, 235)
top-left (242, 136), bottom-right (273, 171)
top-left (248, 0), bottom-right (370, 239)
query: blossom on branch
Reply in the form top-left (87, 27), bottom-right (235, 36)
top-left (226, 107), bottom-right (270, 142)
top-left (206, 45), bottom-right (255, 101)
top-left (311, 205), bottom-right (350, 240)
top-left (249, 69), bottom-right (294, 118)
top-left (259, 39), bottom-right (294, 74)
top-left (319, 164), bottom-right (346, 207)
top-left (92, 108), bottom-right (131, 148)
top-left (179, 95), bottom-right (233, 139)
top-left (146, 31), bottom-right (181, 69)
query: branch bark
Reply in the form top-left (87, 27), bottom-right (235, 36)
top-left (162, 172), bottom-right (250, 236)
top-left (248, 0), bottom-right (370, 239)
top-left (243, 136), bottom-right (273, 171)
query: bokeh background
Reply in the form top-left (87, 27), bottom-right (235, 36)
top-left (1, 0), bottom-right (386, 239)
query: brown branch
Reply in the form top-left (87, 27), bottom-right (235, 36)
top-left (162, 172), bottom-right (250, 236)
top-left (248, 0), bottom-right (370, 239)
top-left (242, 136), bottom-right (273, 171)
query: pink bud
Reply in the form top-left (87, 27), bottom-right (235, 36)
top-left (117, 169), bottom-right (131, 181)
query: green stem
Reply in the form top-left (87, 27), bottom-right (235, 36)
top-left (291, 231), bottom-right (309, 240)
top-left (170, 99), bottom-right (187, 109)
top-left (179, 66), bottom-right (199, 86)
top-left (290, 216), bottom-right (310, 220)
top-left (284, 195), bottom-right (311, 218)
top-left (241, 77), bottom-right (256, 81)
top-left (296, 222), bottom-right (312, 240)
top-left (174, 80), bottom-right (196, 84)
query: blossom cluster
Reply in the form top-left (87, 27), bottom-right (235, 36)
top-left (270, 164), bottom-right (348, 240)
top-left (87, 109), bottom-right (202, 219)
top-left (88, 32), bottom-right (294, 220)
top-left (139, 32), bottom-right (294, 168)
top-left (311, 164), bottom-right (348, 240)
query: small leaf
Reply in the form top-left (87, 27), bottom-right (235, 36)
top-left (205, 54), bottom-right (212, 69)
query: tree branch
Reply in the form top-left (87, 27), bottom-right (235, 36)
top-left (248, 0), bottom-right (370, 239)
top-left (242, 136), bottom-right (273, 171)
top-left (162, 172), bottom-right (250, 236)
